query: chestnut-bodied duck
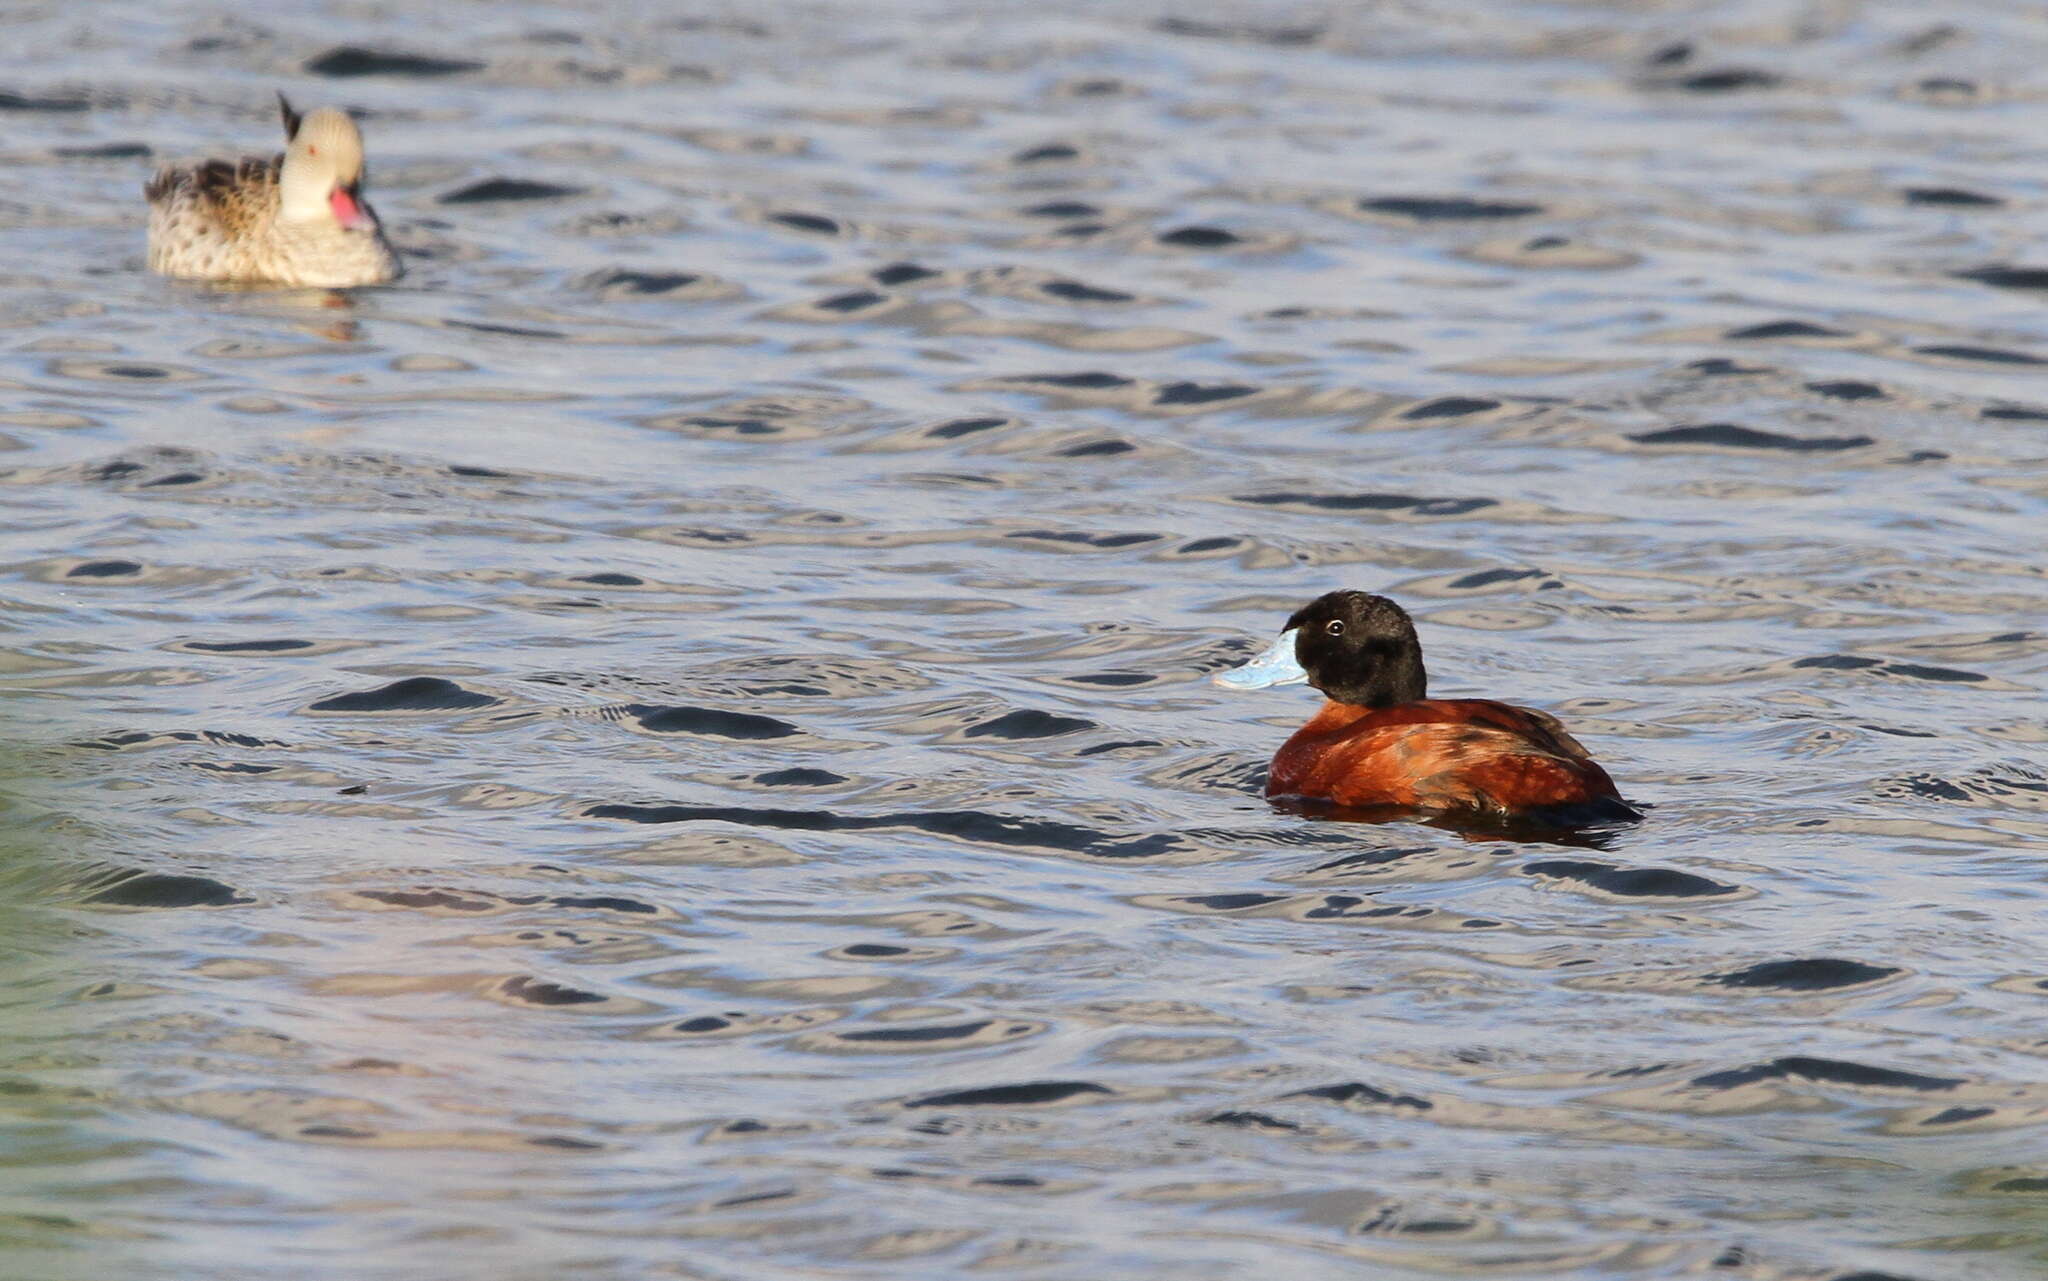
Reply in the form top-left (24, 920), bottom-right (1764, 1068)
top-left (1216, 590), bottom-right (1635, 824)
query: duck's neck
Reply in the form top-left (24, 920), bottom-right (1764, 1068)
top-left (278, 156), bottom-right (342, 225)
top-left (1297, 701), bottom-right (1381, 737)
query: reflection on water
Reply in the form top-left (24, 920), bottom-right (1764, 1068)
top-left (1, 0), bottom-right (2047, 1276)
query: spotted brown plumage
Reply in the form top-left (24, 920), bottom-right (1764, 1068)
top-left (145, 94), bottom-right (401, 288)
top-left (1216, 590), bottom-right (1635, 824)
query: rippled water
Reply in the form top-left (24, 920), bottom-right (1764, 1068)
top-left (3, 1), bottom-right (2048, 1277)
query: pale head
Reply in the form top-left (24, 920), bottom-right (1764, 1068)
top-left (278, 102), bottom-right (374, 230)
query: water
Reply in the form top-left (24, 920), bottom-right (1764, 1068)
top-left (2, 1), bottom-right (2046, 1277)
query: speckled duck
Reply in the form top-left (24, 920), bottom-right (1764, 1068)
top-left (145, 94), bottom-right (401, 288)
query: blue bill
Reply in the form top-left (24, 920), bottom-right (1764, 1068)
top-left (1211, 628), bottom-right (1307, 690)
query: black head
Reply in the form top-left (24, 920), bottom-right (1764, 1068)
top-left (1283, 590), bottom-right (1428, 708)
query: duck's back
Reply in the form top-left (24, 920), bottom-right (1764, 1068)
top-left (1268, 698), bottom-right (1624, 817)
top-left (146, 155), bottom-right (282, 281)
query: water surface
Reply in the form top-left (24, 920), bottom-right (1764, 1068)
top-left (2, 2), bottom-right (2046, 1278)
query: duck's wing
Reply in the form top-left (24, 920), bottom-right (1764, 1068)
top-left (146, 154), bottom-right (281, 228)
top-left (1353, 698), bottom-right (1596, 763)
top-left (1289, 721), bottom-right (1620, 813)
top-left (1409, 727), bottom-right (1618, 812)
top-left (1482, 701), bottom-right (1595, 762)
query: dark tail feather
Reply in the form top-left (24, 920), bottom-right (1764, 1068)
top-left (1452, 795), bottom-right (1644, 846)
top-left (1527, 794), bottom-right (1644, 830)
top-left (276, 92), bottom-right (301, 141)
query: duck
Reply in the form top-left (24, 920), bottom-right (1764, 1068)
top-left (145, 94), bottom-right (402, 288)
top-left (1214, 590), bottom-right (1634, 824)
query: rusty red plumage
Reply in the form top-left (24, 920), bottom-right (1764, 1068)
top-left (1267, 698), bottom-right (1625, 817)
top-left (1220, 591), bottom-right (1634, 825)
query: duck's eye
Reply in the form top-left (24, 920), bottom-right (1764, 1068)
top-left (307, 145), bottom-right (318, 156)
top-left (1325, 619), bottom-right (1344, 636)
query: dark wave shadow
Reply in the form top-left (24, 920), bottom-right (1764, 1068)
top-left (1264, 795), bottom-right (1640, 851)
